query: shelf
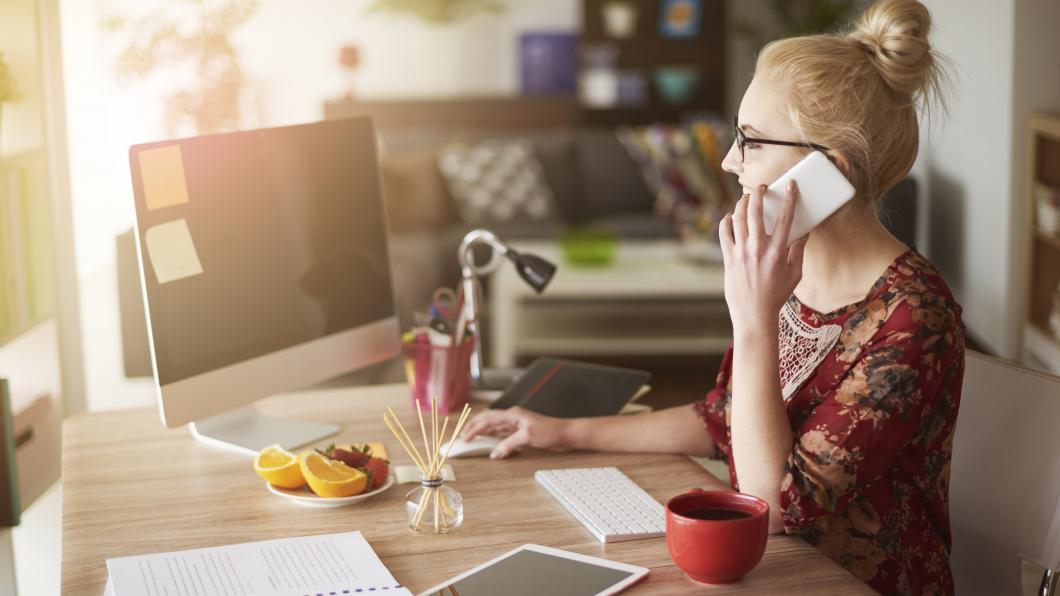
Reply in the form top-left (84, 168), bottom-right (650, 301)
top-left (1035, 232), bottom-right (1060, 252)
top-left (1024, 112), bottom-right (1060, 375)
top-left (1023, 322), bottom-right (1060, 376)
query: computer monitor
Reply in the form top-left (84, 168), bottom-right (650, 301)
top-left (128, 117), bottom-right (400, 456)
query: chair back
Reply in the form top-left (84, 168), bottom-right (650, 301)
top-left (0, 380), bottom-right (19, 527)
top-left (950, 351), bottom-right (1060, 594)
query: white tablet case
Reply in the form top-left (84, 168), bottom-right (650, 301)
top-left (417, 543), bottom-right (649, 596)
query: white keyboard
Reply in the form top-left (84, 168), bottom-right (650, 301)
top-left (534, 467), bottom-right (666, 543)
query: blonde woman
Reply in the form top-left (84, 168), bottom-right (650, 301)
top-left (462, 0), bottom-right (963, 592)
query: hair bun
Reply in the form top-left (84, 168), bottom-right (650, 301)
top-left (847, 0), bottom-right (937, 98)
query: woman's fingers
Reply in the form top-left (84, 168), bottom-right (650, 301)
top-left (747, 185), bottom-right (766, 249)
top-left (490, 426), bottom-right (530, 459)
top-left (732, 194), bottom-right (749, 252)
top-left (772, 180), bottom-right (799, 249)
top-left (461, 409), bottom-right (520, 441)
top-left (718, 213), bottom-right (734, 262)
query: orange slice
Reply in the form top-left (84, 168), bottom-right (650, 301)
top-left (298, 451), bottom-right (368, 498)
top-left (254, 444), bottom-right (305, 489)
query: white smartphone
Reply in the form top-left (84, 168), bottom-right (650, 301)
top-left (761, 151), bottom-right (856, 245)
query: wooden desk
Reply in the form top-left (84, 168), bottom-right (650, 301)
top-left (61, 384), bottom-right (869, 595)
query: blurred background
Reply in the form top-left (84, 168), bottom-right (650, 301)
top-left (2, 1), bottom-right (1059, 593)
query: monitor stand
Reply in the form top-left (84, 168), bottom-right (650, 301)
top-left (188, 405), bottom-right (339, 457)
top-left (473, 367), bottom-right (525, 391)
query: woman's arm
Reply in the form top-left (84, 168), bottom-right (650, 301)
top-left (730, 330), bottom-right (793, 534)
top-left (567, 404), bottom-right (717, 456)
top-left (719, 181), bottom-right (806, 534)
top-left (460, 403), bottom-right (716, 460)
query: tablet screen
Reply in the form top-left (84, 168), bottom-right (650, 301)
top-left (424, 549), bottom-right (636, 596)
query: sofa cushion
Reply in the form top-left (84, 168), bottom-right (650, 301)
top-left (438, 139), bottom-right (558, 225)
top-left (528, 131), bottom-right (580, 222)
top-left (575, 130), bottom-right (656, 221)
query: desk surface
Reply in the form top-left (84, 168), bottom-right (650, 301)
top-left (61, 384), bottom-right (869, 595)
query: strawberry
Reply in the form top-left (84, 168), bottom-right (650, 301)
top-left (361, 457), bottom-right (389, 489)
top-left (317, 443), bottom-right (371, 468)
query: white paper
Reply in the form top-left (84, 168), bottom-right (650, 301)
top-left (105, 531), bottom-right (409, 596)
top-left (145, 218), bottom-right (204, 284)
top-left (395, 463), bottom-right (454, 484)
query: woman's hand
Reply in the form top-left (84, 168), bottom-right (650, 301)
top-left (460, 406), bottom-right (571, 459)
top-left (719, 181), bottom-right (808, 336)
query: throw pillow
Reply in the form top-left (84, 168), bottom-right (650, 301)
top-left (437, 139), bottom-right (556, 225)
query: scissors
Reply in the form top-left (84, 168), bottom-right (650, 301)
top-left (430, 287), bottom-right (460, 332)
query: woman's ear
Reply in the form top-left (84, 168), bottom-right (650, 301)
top-left (825, 153), bottom-right (853, 176)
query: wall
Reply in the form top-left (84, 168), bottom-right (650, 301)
top-left (238, 0), bottom-right (580, 125)
top-left (920, 0), bottom-right (1060, 359)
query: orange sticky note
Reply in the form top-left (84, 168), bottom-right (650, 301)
top-left (139, 145), bottom-right (189, 210)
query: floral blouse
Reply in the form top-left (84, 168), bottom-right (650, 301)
top-left (695, 250), bottom-right (965, 595)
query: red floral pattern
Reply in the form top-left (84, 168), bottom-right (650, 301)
top-left (695, 250), bottom-right (964, 595)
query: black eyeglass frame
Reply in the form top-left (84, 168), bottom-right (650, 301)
top-left (733, 117), bottom-right (830, 163)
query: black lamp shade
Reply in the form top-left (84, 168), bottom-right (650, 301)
top-left (508, 250), bottom-right (556, 293)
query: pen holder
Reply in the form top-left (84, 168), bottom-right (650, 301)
top-left (405, 474), bottom-right (464, 533)
top-left (402, 335), bottom-right (473, 414)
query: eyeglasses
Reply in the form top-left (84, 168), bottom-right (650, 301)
top-left (733, 117), bottom-right (829, 163)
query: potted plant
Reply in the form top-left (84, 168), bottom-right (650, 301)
top-left (0, 51), bottom-right (24, 157)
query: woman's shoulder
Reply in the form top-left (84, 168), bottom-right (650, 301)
top-left (880, 250), bottom-right (964, 337)
top-left (839, 250), bottom-right (963, 361)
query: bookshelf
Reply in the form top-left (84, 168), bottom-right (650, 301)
top-left (578, 0), bottom-right (726, 126)
top-left (1021, 111), bottom-right (1060, 374)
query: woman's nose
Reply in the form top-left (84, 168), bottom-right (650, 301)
top-left (721, 140), bottom-right (741, 174)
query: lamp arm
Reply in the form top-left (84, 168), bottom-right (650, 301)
top-left (458, 229), bottom-right (508, 277)
top-left (457, 229), bottom-right (510, 385)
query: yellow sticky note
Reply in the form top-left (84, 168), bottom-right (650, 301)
top-left (139, 145), bottom-right (189, 210)
top-left (144, 219), bottom-right (203, 284)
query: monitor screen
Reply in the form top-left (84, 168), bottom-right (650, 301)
top-left (130, 118), bottom-right (394, 386)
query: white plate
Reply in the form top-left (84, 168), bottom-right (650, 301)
top-left (266, 471), bottom-right (396, 508)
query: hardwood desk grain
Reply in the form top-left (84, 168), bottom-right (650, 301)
top-left (61, 384), bottom-right (870, 595)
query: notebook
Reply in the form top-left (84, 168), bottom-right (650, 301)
top-left (489, 357), bottom-right (651, 418)
top-left (104, 531), bottom-right (409, 596)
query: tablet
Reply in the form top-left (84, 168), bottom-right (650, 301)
top-left (418, 544), bottom-right (649, 596)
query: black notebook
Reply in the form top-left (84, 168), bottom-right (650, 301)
top-left (489, 358), bottom-right (651, 418)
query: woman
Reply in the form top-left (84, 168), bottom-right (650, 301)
top-left (461, 0), bottom-right (964, 593)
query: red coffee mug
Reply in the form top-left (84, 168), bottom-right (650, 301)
top-left (665, 489), bottom-right (770, 584)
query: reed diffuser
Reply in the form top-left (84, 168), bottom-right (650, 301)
top-left (383, 398), bottom-right (471, 533)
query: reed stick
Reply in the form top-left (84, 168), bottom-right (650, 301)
top-left (382, 415), bottom-right (428, 476)
top-left (386, 406), bottom-right (429, 472)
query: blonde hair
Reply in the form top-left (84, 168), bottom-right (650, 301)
top-left (755, 0), bottom-right (949, 206)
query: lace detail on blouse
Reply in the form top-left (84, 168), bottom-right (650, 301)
top-left (778, 300), bottom-right (841, 401)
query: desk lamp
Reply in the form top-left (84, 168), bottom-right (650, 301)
top-left (457, 229), bottom-right (556, 389)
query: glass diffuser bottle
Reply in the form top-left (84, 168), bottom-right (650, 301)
top-left (405, 474), bottom-right (463, 533)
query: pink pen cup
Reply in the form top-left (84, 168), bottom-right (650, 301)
top-left (402, 335), bottom-right (473, 414)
